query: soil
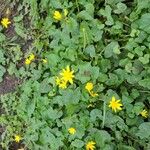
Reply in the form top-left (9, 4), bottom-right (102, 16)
top-left (0, 74), bottom-right (20, 95)
top-left (0, 1), bottom-right (31, 149)
top-left (9, 142), bottom-right (25, 150)
top-left (0, 74), bottom-right (20, 149)
top-left (0, 0), bottom-right (32, 95)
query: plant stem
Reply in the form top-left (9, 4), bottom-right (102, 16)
top-left (83, 28), bottom-right (86, 50)
top-left (76, 0), bottom-right (79, 12)
top-left (102, 100), bottom-right (106, 128)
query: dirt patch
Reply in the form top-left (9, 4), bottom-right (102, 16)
top-left (4, 25), bottom-right (16, 38)
top-left (0, 1), bottom-right (9, 17)
top-left (9, 142), bottom-right (25, 150)
top-left (0, 74), bottom-right (21, 150)
top-left (0, 1), bottom-right (31, 149)
top-left (22, 39), bottom-right (33, 52)
top-left (0, 0), bottom-right (31, 93)
top-left (0, 126), bottom-right (5, 138)
top-left (0, 74), bottom-right (20, 95)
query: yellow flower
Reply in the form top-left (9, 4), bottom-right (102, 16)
top-left (86, 141), bottom-right (96, 150)
top-left (1, 18), bottom-right (11, 28)
top-left (56, 76), bottom-right (61, 85)
top-left (64, 9), bottom-right (68, 16)
top-left (108, 96), bottom-right (123, 112)
top-left (59, 80), bottom-right (67, 89)
top-left (85, 82), bottom-right (98, 97)
top-left (14, 135), bottom-right (21, 143)
top-left (68, 127), bottom-right (76, 135)
top-left (42, 59), bottom-right (47, 63)
top-left (55, 77), bottom-right (67, 89)
top-left (25, 58), bottom-right (31, 65)
top-left (85, 82), bottom-right (94, 92)
top-left (60, 66), bottom-right (75, 84)
top-left (25, 53), bottom-right (35, 65)
top-left (87, 104), bottom-right (94, 108)
top-left (53, 11), bottom-right (62, 21)
top-left (28, 53), bottom-right (35, 61)
top-left (55, 66), bottom-right (75, 89)
top-left (89, 91), bottom-right (98, 97)
top-left (140, 109), bottom-right (148, 118)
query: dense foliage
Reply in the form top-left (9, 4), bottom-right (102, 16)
top-left (0, 0), bottom-right (150, 149)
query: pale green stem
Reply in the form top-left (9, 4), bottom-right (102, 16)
top-left (82, 28), bottom-right (86, 50)
top-left (76, 0), bottom-right (79, 12)
top-left (102, 100), bottom-right (106, 128)
top-left (139, 90), bottom-right (150, 93)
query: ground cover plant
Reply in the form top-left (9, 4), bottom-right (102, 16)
top-left (0, 0), bottom-right (150, 149)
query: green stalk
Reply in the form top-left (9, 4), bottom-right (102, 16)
top-left (75, 0), bottom-right (79, 12)
top-left (102, 100), bottom-right (106, 128)
top-left (83, 28), bottom-right (86, 50)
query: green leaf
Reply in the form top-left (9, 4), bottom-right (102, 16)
top-left (128, 53), bottom-right (134, 59)
top-left (125, 62), bottom-right (132, 73)
top-left (133, 102), bottom-right (144, 115)
top-left (104, 41), bottom-right (119, 58)
top-left (130, 89), bottom-right (140, 99)
top-left (0, 65), bottom-right (6, 82)
top-left (15, 23), bottom-right (27, 39)
top-left (46, 53), bottom-right (60, 66)
top-left (66, 104), bottom-right (79, 116)
top-left (114, 2), bottom-right (127, 14)
top-left (134, 46), bottom-right (145, 56)
top-left (0, 49), bottom-right (5, 64)
top-left (60, 88), bottom-right (81, 106)
top-left (99, 5), bottom-right (114, 26)
top-left (132, 60), bottom-right (143, 75)
top-left (113, 44), bottom-right (120, 54)
top-left (99, 73), bottom-right (108, 82)
top-left (14, 14), bottom-right (24, 22)
top-left (39, 0), bottom-right (50, 10)
top-left (85, 45), bottom-right (96, 57)
top-left (138, 78), bottom-right (150, 89)
top-left (39, 129), bottom-right (63, 149)
top-left (99, 59), bottom-right (111, 73)
top-left (91, 66), bottom-right (99, 80)
top-left (136, 122), bottom-right (150, 139)
top-left (78, 11), bottom-right (93, 20)
top-left (139, 54), bottom-right (149, 64)
top-left (40, 79), bottom-right (51, 93)
top-left (106, 0), bottom-right (123, 5)
top-left (94, 130), bottom-right (112, 148)
top-left (76, 62), bottom-right (99, 83)
top-left (118, 145), bottom-right (136, 150)
top-left (85, 3), bottom-right (94, 16)
top-left (105, 73), bottom-right (120, 86)
top-left (127, 74), bottom-right (141, 84)
top-left (42, 107), bottom-right (62, 121)
top-left (71, 139), bottom-right (84, 148)
top-left (50, 0), bottom-right (62, 8)
top-left (0, 33), bottom-right (6, 42)
top-left (66, 48), bottom-right (77, 61)
top-left (7, 62), bottom-right (17, 75)
top-left (122, 95), bottom-right (134, 105)
top-left (138, 13), bottom-right (150, 34)
top-left (90, 109), bottom-right (103, 122)
top-left (27, 99), bottom-right (35, 118)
